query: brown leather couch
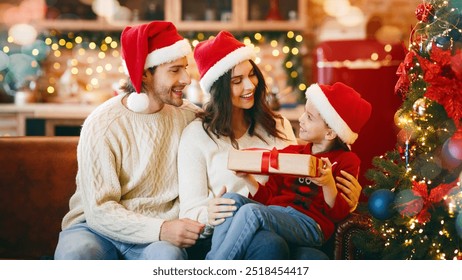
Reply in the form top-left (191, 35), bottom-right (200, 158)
top-left (0, 136), bottom-right (371, 260)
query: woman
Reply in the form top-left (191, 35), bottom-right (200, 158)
top-left (178, 31), bottom-right (361, 259)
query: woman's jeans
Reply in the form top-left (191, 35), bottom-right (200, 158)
top-left (206, 193), bottom-right (324, 260)
top-left (54, 222), bottom-right (187, 260)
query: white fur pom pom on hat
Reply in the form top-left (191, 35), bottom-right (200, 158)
top-left (127, 92), bottom-right (150, 113)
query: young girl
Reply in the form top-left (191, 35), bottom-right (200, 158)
top-left (205, 82), bottom-right (372, 260)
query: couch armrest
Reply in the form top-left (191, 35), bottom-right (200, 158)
top-left (0, 136), bottom-right (79, 259)
top-left (334, 212), bottom-right (372, 260)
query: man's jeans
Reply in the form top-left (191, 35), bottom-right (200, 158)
top-left (54, 222), bottom-right (187, 260)
top-left (206, 193), bottom-right (324, 260)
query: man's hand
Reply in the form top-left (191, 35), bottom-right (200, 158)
top-left (160, 218), bottom-right (205, 248)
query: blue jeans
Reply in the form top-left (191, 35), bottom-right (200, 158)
top-left (187, 229), bottom-right (291, 260)
top-left (206, 193), bottom-right (324, 260)
top-left (54, 222), bottom-right (187, 260)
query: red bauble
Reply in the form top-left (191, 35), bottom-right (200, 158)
top-left (415, 3), bottom-right (433, 22)
top-left (440, 139), bottom-right (462, 170)
top-left (448, 135), bottom-right (462, 160)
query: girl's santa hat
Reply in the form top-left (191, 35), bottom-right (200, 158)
top-left (193, 31), bottom-right (256, 94)
top-left (305, 82), bottom-right (372, 147)
top-left (121, 21), bottom-right (192, 112)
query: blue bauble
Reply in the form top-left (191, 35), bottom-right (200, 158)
top-left (368, 189), bottom-right (395, 220)
top-left (456, 212), bottom-right (462, 240)
top-left (435, 36), bottom-right (451, 50)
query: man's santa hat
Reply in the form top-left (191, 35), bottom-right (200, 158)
top-left (305, 82), bottom-right (372, 147)
top-left (121, 21), bottom-right (192, 112)
top-left (194, 31), bottom-right (255, 94)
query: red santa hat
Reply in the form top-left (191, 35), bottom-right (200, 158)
top-left (120, 21), bottom-right (192, 112)
top-left (305, 82), bottom-right (372, 147)
top-left (194, 31), bottom-right (256, 94)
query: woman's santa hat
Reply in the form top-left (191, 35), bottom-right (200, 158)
top-left (194, 31), bottom-right (256, 94)
top-left (121, 21), bottom-right (192, 112)
top-left (305, 82), bottom-right (372, 147)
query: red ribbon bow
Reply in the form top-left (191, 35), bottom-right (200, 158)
top-left (410, 180), bottom-right (456, 223)
top-left (243, 147), bottom-right (280, 174)
top-left (261, 147), bottom-right (279, 173)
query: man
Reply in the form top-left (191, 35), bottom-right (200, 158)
top-left (54, 21), bottom-right (204, 260)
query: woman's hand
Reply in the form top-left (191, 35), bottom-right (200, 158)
top-left (207, 186), bottom-right (237, 226)
top-left (336, 170), bottom-right (362, 212)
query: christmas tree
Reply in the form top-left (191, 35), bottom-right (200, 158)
top-left (355, 0), bottom-right (462, 259)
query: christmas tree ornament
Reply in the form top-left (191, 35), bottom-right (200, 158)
top-left (410, 180), bottom-right (454, 223)
top-left (397, 128), bottom-right (415, 145)
top-left (456, 212), bottom-right (462, 239)
top-left (435, 36), bottom-right (452, 50)
top-left (447, 131), bottom-right (462, 160)
top-left (441, 139), bottom-right (462, 170)
top-left (394, 109), bottom-right (413, 128)
top-left (394, 189), bottom-right (423, 217)
top-left (394, 109), bottom-right (404, 128)
top-left (394, 62), bottom-right (410, 95)
top-left (445, 185), bottom-right (462, 217)
top-left (397, 128), bottom-right (416, 166)
top-left (368, 189), bottom-right (395, 220)
top-left (449, 27), bottom-right (461, 41)
top-left (415, 3), bottom-right (434, 22)
top-left (412, 97), bottom-right (428, 117)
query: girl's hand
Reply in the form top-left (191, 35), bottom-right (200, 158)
top-left (309, 157), bottom-right (335, 189)
top-left (207, 186), bottom-right (237, 226)
top-left (309, 157), bottom-right (337, 208)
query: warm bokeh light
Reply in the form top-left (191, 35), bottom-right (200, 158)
top-left (8, 23), bottom-right (37, 46)
top-left (323, 0), bottom-right (351, 17)
top-left (337, 6), bottom-right (365, 27)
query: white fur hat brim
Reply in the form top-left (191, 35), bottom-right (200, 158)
top-left (199, 46), bottom-right (256, 94)
top-left (305, 83), bottom-right (358, 145)
top-left (144, 38), bottom-right (192, 69)
top-left (122, 39), bottom-right (192, 75)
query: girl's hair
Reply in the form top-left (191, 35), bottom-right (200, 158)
top-left (197, 60), bottom-right (289, 149)
top-left (332, 137), bottom-right (351, 152)
top-left (120, 67), bottom-right (157, 94)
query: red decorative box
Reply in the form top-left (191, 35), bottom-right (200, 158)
top-left (227, 148), bottom-right (322, 177)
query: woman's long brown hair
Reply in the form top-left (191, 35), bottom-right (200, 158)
top-left (197, 60), bottom-right (289, 149)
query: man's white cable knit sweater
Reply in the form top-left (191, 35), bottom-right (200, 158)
top-left (178, 117), bottom-right (297, 225)
top-left (61, 94), bottom-right (198, 244)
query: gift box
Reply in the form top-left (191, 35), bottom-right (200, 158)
top-left (227, 148), bottom-right (322, 177)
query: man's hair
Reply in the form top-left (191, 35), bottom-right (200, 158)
top-left (120, 66), bottom-right (157, 94)
top-left (197, 60), bottom-right (289, 149)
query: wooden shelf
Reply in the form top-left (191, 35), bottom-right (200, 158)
top-left (32, 0), bottom-right (307, 32)
top-left (32, 19), bottom-right (129, 32)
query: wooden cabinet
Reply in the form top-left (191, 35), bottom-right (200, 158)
top-left (33, 0), bottom-right (307, 32)
top-left (170, 0), bottom-right (307, 31)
